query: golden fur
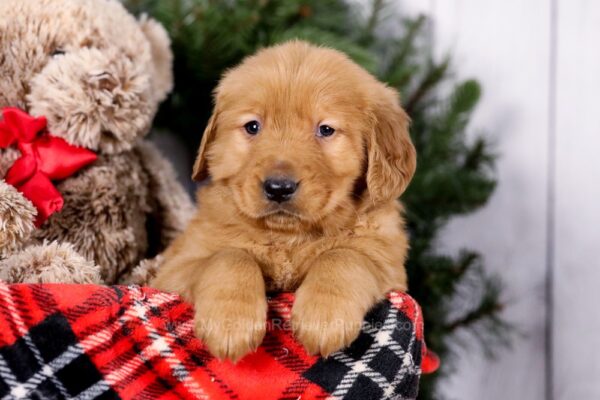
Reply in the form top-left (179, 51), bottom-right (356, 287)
top-left (153, 41), bottom-right (417, 362)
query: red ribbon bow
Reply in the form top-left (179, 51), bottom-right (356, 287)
top-left (0, 107), bottom-right (97, 226)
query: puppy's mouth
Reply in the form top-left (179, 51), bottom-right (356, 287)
top-left (258, 206), bottom-right (307, 231)
top-left (260, 204), bottom-right (304, 220)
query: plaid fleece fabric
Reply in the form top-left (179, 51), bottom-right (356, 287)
top-left (0, 282), bottom-right (425, 400)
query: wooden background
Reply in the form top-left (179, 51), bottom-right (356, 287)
top-left (393, 1), bottom-right (600, 399)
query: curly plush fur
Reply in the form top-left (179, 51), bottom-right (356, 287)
top-left (0, 241), bottom-right (100, 284)
top-left (0, 181), bottom-right (36, 259)
top-left (0, 0), bottom-right (193, 284)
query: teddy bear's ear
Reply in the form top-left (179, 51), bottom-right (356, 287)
top-left (139, 15), bottom-right (174, 102)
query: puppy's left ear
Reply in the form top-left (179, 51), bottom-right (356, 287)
top-left (365, 86), bottom-right (417, 204)
top-left (139, 15), bottom-right (174, 102)
top-left (192, 113), bottom-right (218, 181)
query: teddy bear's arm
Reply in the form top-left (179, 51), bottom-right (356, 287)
top-left (135, 141), bottom-right (195, 250)
top-left (121, 142), bottom-right (194, 286)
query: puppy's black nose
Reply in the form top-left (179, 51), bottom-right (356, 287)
top-left (263, 178), bottom-right (298, 203)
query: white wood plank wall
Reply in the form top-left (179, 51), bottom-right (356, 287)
top-left (554, 1), bottom-right (600, 399)
top-left (394, 0), bottom-right (600, 399)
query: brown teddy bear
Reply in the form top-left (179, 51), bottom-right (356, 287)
top-left (0, 0), bottom-right (194, 285)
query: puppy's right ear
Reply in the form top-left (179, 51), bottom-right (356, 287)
top-left (192, 113), bottom-right (218, 181)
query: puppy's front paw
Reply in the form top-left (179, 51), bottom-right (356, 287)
top-left (194, 295), bottom-right (267, 363)
top-left (292, 289), bottom-right (364, 357)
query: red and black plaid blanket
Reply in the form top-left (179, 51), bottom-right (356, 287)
top-left (0, 282), bottom-right (430, 400)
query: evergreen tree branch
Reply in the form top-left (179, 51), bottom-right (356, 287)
top-left (405, 57), bottom-right (450, 113)
top-left (360, 0), bottom-right (385, 45)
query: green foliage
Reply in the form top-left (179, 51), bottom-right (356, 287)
top-left (126, 0), bottom-right (366, 150)
top-left (124, 0), bottom-right (511, 397)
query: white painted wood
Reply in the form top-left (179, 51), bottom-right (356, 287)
top-left (553, 2), bottom-right (600, 399)
top-left (422, 1), bottom-right (551, 399)
top-left (395, 0), bottom-right (434, 16)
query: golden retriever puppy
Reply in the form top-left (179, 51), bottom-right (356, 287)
top-left (153, 40), bottom-right (416, 362)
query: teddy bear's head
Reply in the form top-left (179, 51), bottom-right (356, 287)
top-left (0, 0), bottom-right (173, 154)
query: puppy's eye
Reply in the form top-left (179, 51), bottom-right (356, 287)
top-left (317, 124), bottom-right (335, 137)
top-left (244, 120), bottom-right (261, 135)
top-left (51, 49), bottom-right (66, 57)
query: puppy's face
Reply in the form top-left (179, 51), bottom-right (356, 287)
top-left (194, 41), bottom-right (416, 231)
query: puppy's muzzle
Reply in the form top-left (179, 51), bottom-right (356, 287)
top-left (263, 177), bottom-right (298, 203)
